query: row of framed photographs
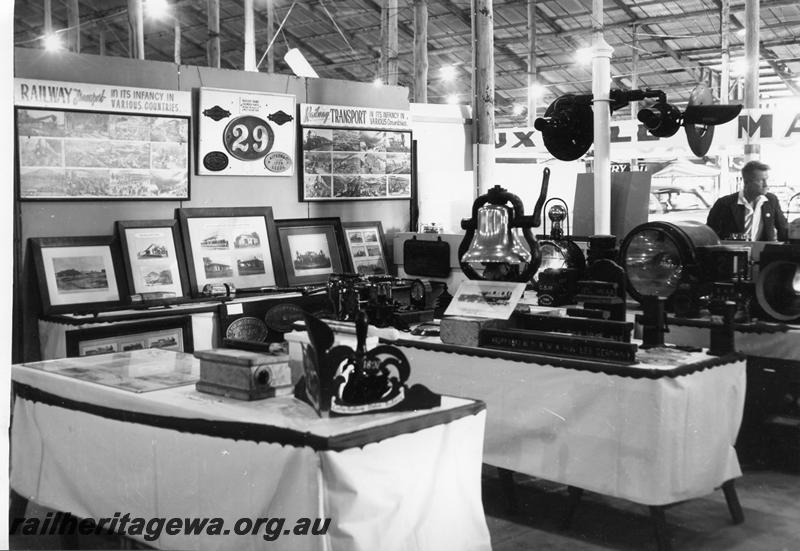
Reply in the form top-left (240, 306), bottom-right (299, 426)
top-left (31, 207), bottom-right (390, 316)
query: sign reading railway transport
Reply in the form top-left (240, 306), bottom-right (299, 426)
top-left (300, 103), bottom-right (411, 131)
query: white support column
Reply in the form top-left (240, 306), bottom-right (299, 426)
top-left (526, 0), bottom-right (537, 126)
top-left (591, 0), bottom-right (613, 235)
top-left (473, 0), bottom-right (496, 196)
top-left (244, 0), bottom-right (256, 71)
top-left (744, 0), bottom-right (759, 161)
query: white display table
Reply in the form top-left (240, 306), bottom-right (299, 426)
top-left (387, 336), bottom-right (746, 508)
top-left (10, 349), bottom-right (491, 551)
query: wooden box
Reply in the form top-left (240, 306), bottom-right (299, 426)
top-left (194, 348), bottom-right (292, 400)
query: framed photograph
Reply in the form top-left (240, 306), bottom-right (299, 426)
top-left (16, 107), bottom-right (190, 200)
top-left (300, 127), bottom-right (412, 201)
top-left (30, 236), bottom-right (126, 315)
top-left (274, 218), bottom-right (350, 286)
top-left (66, 317), bottom-right (194, 358)
top-left (342, 221), bottom-right (389, 275)
top-left (197, 87), bottom-right (296, 176)
top-left (176, 207), bottom-right (285, 295)
top-left (116, 219), bottom-right (190, 299)
top-left (444, 280), bottom-right (527, 320)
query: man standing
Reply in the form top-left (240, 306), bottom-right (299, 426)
top-left (706, 160), bottom-right (788, 241)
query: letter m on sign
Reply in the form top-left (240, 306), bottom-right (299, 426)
top-left (738, 113), bottom-right (773, 139)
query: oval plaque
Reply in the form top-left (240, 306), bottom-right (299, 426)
top-left (264, 151), bottom-right (292, 173)
top-left (225, 316), bottom-right (269, 342)
top-left (223, 115), bottom-right (274, 161)
top-left (264, 303), bottom-right (306, 333)
top-left (203, 151), bottom-right (229, 172)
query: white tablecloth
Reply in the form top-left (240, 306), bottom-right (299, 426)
top-left (10, 351), bottom-right (491, 551)
top-left (667, 321), bottom-right (800, 362)
top-left (391, 337), bottom-right (745, 506)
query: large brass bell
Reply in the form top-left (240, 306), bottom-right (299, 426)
top-left (461, 204), bottom-right (531, 265)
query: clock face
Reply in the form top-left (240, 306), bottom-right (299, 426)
top-left (410, 279), bottom-right (432, 308)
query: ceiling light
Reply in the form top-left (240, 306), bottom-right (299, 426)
top-left (529, 83), bottom-right (546, 99)
top-left (730, 58), bottom-right (748, 76)
top-left (372, 78), bottom-right (383, 87)
top-left (446, 93), bottom-right (460, 105)
top-left (575, 47), bottom-right (593, 65)
top-left (735, 28), bottom-right (747, 37)
top-left (439, 66), bottom-right (457, 82)
top-left (145, 0), bottom-right (170, 18)
top-left (284, 48), bottom-right (319, 78)
top-left (43, 33), bottom-right (61, 51)
top-left (512, 104), bottom-right (526, 116)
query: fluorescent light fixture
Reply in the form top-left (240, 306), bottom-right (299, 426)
top-left (284, 48), bottom-right (319, 78)
top-left (439, 65), bottom-right (457, 82)
top-left (145, 0), bottom-right (170, 18)
top-left (43, 33), bottom-right (61, 51)
top-left (446, 93), bottom-right (460, 105)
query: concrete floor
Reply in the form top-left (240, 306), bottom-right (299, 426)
top-left (10, 466), bottom-right (800, 550)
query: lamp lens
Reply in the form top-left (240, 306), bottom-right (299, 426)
top-left (623, 229), bottom-right (683, 297)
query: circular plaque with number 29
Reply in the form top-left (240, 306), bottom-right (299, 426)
top-left (223, 115), bottom-right (275, 161)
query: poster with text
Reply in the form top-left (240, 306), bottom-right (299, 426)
top-left (198, 87), bottom-right (296, 176)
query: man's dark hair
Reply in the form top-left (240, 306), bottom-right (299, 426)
top-left (742, 160), bottom-right (769, 181)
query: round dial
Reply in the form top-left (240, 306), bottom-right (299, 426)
top-left (410, 279), bottom-right (432, 309)
top-left (223, 115), bottom-right (275, 161)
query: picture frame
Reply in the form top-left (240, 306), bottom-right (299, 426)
top-left (342, 221), bottom-right (390, 276)
top-left (300, 127), bottom-right (413, 201)
top-left (65, 316), bottom-right (193, 357)
top-left (444, 280), bottom-right (527, 320)
top-left (116, 219), bottom-right (190, 299)
top-left (274, 217), bottom-right (350, 286)
top-left (176, 207), bottom-right (286, 295)
top-left (30, 235), bottom-right (127, 315)
top-left (15, 106), bottom-right (190, 200)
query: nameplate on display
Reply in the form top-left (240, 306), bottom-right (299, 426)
top-left (479, 328), bottom-right (638, 364)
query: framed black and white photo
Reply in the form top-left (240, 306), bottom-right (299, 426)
top-left (65, 316), bottom-right (194, 357)
top-left (299, 103), bottom-right (413, 202)
top-left (342, 221), bottom-right (389, 275)
top-left (274, 218), bottom-right (350, 286)
top-left (15, 108), bottom-right (190, 200)
top-left (176, 207), bottom-right (286, 295)
top-left (116, 219), bottom-right (190, 299)
top-left (30, 236), bottom-right (126, 315)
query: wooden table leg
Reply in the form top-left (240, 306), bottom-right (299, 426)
top-left (497, 467), bottom-right (518, 514)
top-left (649, 506), bottom-right (672, 551)
top-left (559, 486), bottom-right (584, 530)
top-left (722, 479), bottom-right (745, 524)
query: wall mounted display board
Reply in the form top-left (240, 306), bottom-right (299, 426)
top-left (299, 103), bottom-right (413, 201)
top-left (65, 316), bottom-right (193, 357)
top-left (30, 235), bottom-right (126, 315)
top-left (14, 78), bottom-right (191, 200)
top-left (342, 221), bottom-right (389, 275)
top-left (274, 217), bottom-right (350, 286)
top-left (116, 219), bottom-right (190, 299)
top-left (198, 87), bottom-right (296, 176)
top-left (177, 207), bottom-right (286, 295)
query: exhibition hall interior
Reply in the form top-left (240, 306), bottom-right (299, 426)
top-left (8, 0), bottom-right (800, 549)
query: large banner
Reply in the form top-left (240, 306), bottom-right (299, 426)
top-left (495, 105), bottom-right (800, 161)
top-left (198, 87), bottom-right (296, 176)
top-left (14, 78), bottom-right (191, 116)
top-left (300, 103), bottom-right (411, 130)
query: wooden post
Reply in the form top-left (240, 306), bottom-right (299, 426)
top-left (99, 29), bottom-right (106, 56)
top-left (720, 0), bottom-right (730, 103)
top-left (244, 0), bottom-right (256, 71)
top-left (127, 0), bottom-right (144, 59)
top-left (630, 24), bottom-right (639, 171)
top-left (526, 0), bottom-right (537, 126)
top-left (412, 0), bottom-right (428, 103)
top-left (387, 0), bottom-right (399, 85)
top-left (473, 0), bottom-right (496, 195)
top-left (174, 16), bottom-right (181, 65)
top-left (266, 0), bottom-right (275, 72)
top-left (67, 0), bottom-right (80, 52)
top-left (380, 1), bottom-right (388, 82)
top-left (43, 0), bottom-right (52, 35)
top-left (744, 0), bottom-right (759, 160)
top-left (207, 0), bottom-right (221, 68)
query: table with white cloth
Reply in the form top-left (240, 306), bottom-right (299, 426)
top-left (385, 336), bottom-right (746, 508)
top-left (10, 349), bottom-right (491, 551)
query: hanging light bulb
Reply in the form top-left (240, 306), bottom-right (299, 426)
top-left (43, 33), bottom-right (62, 52)
top-left (146, 0), bottom-right (170, 18)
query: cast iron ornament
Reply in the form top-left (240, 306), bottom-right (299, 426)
top-left (268, 110), bottom-right (294, 126)
top-left (202, 105), bottom-right (231, 121)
